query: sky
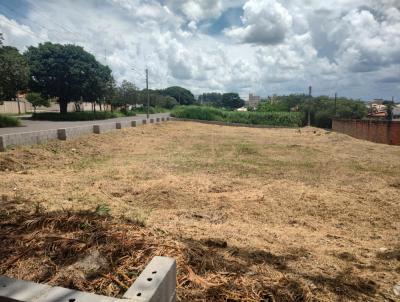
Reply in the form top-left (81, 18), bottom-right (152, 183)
top-left (0, 0), bottom-right (399, 101)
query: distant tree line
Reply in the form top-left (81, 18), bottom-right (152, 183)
top-left (253, 94), bottom-right (368, 128)
top-left (198, 92), bottom-right (245, 109)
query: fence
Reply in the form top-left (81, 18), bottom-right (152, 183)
top-left (332, 119), bottom-right (400, 145)
top-left (0, 101), bottom-right (33, 115)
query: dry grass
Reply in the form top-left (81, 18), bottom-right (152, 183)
top-left (0, 121), bottom-right (399, 301)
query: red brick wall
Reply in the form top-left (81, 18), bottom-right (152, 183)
top-left (332, 119), bottom-right (400, 145)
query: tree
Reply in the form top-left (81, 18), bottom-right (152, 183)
top-left (222, 93), bottom-right (245, 109)
top-left (25, 42), bottom-right (113, 114)
top-left (0, 44), bottom-right (29, 101)
top-left (199, 92), bottom-right (223, 107)
top-left (26, 92), bottom-right (50, 112)
top-left (162, 86), bottom-right (195, 105)
top-left (110, 80), bottom-right (138, 110)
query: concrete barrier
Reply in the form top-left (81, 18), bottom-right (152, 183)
top-left (0, 115), bottom-right (170, 151)
top-left (0, 130), bottom-right (58, 151)
top-left (93, 123), bottom-right (117, 134)
top-left (57, 125), bottom-right (94, 141)
top-left (0, 256), bottom-right (176, 302)
top-left (116, 121), bottom-right (132, 129)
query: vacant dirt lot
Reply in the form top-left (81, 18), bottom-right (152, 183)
top-left (0, 121), bottom-right (399, 301)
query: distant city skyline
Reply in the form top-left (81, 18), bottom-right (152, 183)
top-left (0, 0), bottom-right (399, 101)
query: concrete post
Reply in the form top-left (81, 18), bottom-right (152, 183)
top-left (142, 119), bottom-right (147, 125)
top-left (0, 136), bottom-right (6, 152)
top-left (93, 125), bottom-right (101, 134)
top-left (116, 122), bottom-right (123, 129)
top-left (123, 256), bottom-right (176, 302)
top-left (149, 119), bottom-right (154, 124)
top-left (131, 121), bottom-right (137, 127)
top-left (156, 118), bottom-right (160, 123)
top-left (57, 129), bottom-right (67, 140)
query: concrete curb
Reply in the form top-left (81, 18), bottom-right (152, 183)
top-left (93, 122), bottom-right (117, 134)
top-left (0, 114), bottom-right (170, 152)
top-left (0, 256), bottom-right (176, 302)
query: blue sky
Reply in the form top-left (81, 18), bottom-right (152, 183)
top-left (0, 0), bottom-right (399, 101)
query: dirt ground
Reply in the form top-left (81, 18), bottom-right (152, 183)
top-left (0, 121), bottom-right (399, 301)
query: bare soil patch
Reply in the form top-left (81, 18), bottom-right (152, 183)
top-left (0, 121), bottom-right (399, 301)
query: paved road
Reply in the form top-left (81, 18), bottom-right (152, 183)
top-left (0, 113), bottom-right (170, 135)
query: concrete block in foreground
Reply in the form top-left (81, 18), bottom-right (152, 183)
top-left (93, 123), bottom-right (117, 134)
top-left (0, 256), bottom-right (176, 302)
top-left (161, 117), bottom-right (165, 122)
top-left (149, 119), bottom-right (154, 124)
top-left (131, 120), bottom-right (137, 127)
top-left (156, 118), bottom-right (160, 123)
top-left (166, 117), bottom-right (170, 121)
top-left (123, 256), bottom-right (176, 302)
top-left (142, 119), bottom-right (147, 125)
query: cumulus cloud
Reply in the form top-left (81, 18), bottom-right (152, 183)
top-left (0, 0), bottom-right (399, 100)
top-left (224, 0), bottom-right (292, 45)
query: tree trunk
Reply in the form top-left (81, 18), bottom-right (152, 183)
top-left (59, 100), bottom-right (68, 114)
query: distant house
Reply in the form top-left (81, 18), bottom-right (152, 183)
top-left (367, 99), bottom-right (400, 120)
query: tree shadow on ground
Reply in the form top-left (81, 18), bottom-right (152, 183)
top-left (0, 199), bottom-right (381, 301)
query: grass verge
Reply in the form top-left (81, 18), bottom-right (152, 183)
top-left (0, 114), bottom-right (21, 127)
top-left (171, 105), bottom-right (303, 127)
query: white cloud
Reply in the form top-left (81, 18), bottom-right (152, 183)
top-left (0, 0), bottom-right (399, 100)
top-left (225, 0), bottom-right (292, 45)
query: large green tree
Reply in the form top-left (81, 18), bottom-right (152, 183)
top-left (222, 93), bottom-right (245, 109)
top-left (25, 42), bottom-right (113, 114)
top-left (162, 86), bottom-right (195, 105)
top-left (0, 42), bottom-right (29, 101)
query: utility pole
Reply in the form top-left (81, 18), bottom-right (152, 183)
top-left (308, 86), bottom-right (312, 126)
top-left (146, 68), bottom-right (149, 119)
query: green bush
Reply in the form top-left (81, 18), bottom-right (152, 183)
top-left (32, 111), bottom-right (124, 121)
top-left (171, 106), bottom-right (302, 127)
top-left (133, 106), bottom-right (168, 114)
top-left (0, 114), bottom-right (21, 127)
top-left (119, 108), bottom-right (136, 116)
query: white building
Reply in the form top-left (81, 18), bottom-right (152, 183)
top-left (248, 93), bottom-right (261, 108)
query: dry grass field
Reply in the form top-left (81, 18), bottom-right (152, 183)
top-left (0, 121), bottom-right (399, 301)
